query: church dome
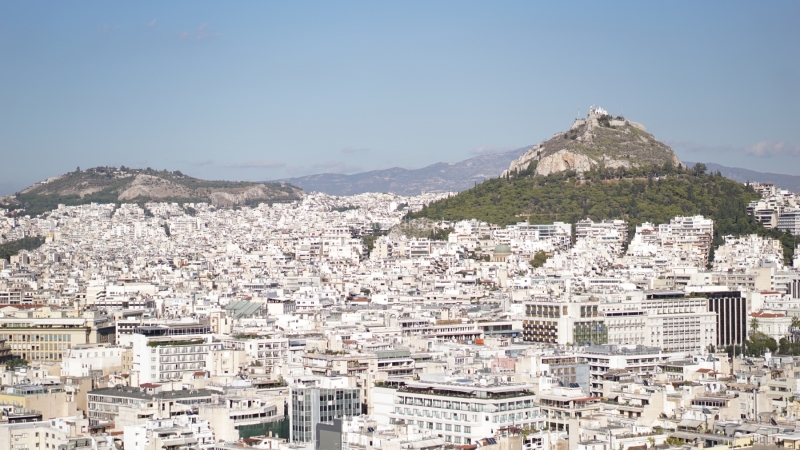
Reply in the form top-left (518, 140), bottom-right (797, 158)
top-left (493, 244), bottom-right (511, 255)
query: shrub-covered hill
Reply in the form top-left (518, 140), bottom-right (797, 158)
top-left (13, 166), bottom-right (303, 217)
top-left (0, 236), bottom-right (45, 261)
top-left (410, 163), bottom-right (798, 262)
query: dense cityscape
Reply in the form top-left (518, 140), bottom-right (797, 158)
top-left (0, 174), bottom-right (798, 450)
top-left (2, 3), bottom-right (798, 450)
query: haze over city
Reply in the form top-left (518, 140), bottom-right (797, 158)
top-left (1, 1), bottom-right (799, 195)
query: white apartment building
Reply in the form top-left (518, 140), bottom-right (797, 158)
top-left (223, 337), bottom-right (290, 376)
top-left (61, 344), bottom-right (126, 377)
top-left (379, 378), bottom-right (544, 446)
top-left (778, 208), bottom-right (800, 236)
top-left (130, 324), bottom-right (220, 383)
top-left (576, 344), bottom-right (680, 397)
top-left (0, 416), bottom-right (92, 450)
top-left (641, 292), bottom-right (717, 354)
top-left (124, 415), bottom-right (214, 450)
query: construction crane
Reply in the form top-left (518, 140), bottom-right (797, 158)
top-left (515, 212), bottom-right (563, 222)
top-left (515, 213), bottom-right (532, 223)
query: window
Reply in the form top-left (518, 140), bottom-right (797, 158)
top-left (464, 426), bottom-right (471, 433)
top-left (436, 423), bottom-right (442, 430)
top-left (455, 425), bottom-right (461, 432)
top-left (445, 424), bottom-right (452, 431)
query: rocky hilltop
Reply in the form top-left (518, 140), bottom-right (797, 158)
top-left (502, 107), bottom-right (681, 177)
top-left (12, 167), bottom-right (303, 216)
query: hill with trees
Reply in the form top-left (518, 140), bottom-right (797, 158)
top-left (9, 166), bottom-right (303, 217)
top-left (0, 236), bottom-right (45, 261)
top-left (410, 162), bottom-right (798, 263)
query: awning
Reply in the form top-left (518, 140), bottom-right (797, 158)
top-left (161, 437), bottom-right (198, 446)
top-left (678, 419), bottom-right (703, 428)
top-left (671, 432), bottom-right (699, 440)
top-left (403, 438), bottom-right (446, 449)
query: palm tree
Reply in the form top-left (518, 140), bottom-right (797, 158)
top-left (792, 316), bottom-right (800, 342)
top-left (750, 317), bottom-right (760, 335)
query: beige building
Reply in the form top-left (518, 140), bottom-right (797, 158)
top-left (0, 384), bottom-right (78, 420)
top-left (0, 416), bottom-right (91, 450)
top-left (198, 396), bottom-right (282, 442)
top-left (0, 307), bottom-right (115, 362)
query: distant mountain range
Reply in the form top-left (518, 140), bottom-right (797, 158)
top-left (684, 162), bottom-right (800, 193)
top-left (281, 147), bottom-right (530, 196)
top-left (283, 153), bottom-right (800, 197)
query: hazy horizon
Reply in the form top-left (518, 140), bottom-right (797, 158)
top-left (2, 1), bottom-right (799, 195)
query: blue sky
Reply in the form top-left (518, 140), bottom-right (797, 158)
top-left (1, 1), bottom-right (798, 194)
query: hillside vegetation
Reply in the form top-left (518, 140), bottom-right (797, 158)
top-left (0, 236), bottom-right (46, 261)
top-left (410, 163), bottom-right (798, 262)
top-left (14, 166), bottom-right (303, 216)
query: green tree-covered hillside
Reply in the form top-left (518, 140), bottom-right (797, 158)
top-left (0, 236), bottom-right (46, 261)
top-left (410, 164), bottom-right (797, 262)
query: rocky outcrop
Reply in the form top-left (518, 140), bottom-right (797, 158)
top-left (118, 174), bottom-right (193, 200)
top-left (207, 185), bottom-right (291, 207)
top-left (502, 110), bottom-right (682, 178)
top-left (534, 150), bottom-right (594, 176)
top-left (504, 144), bottom-right (544, 176)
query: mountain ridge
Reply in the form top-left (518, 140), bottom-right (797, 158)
top-left (684, 161), bottom-right (800, 193)
top-left (4, 167), bottom-right (303, 217)
top-left (279, 146), bottom-right (530, 196)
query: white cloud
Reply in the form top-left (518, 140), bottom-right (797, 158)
top-left (179, 23), bottom-right (220, 40)
top-left (744, 141), bottom-right (800, 157)
top-left (668, 139), bottom-right (800, 158)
